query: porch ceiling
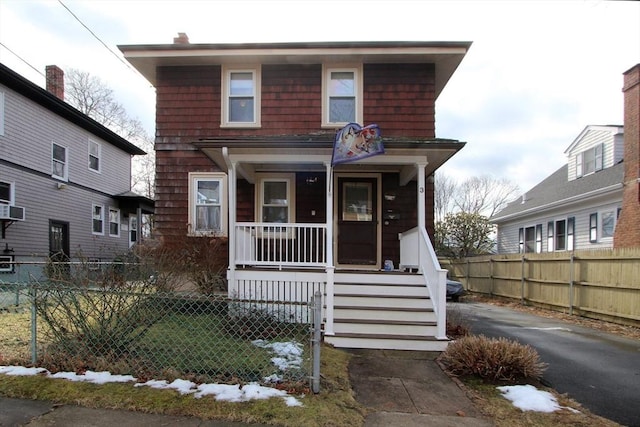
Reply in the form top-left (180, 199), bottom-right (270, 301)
top-left (193, 137), bottom-right (465, 184)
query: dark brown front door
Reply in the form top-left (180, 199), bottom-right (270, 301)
top-left (337, 177), bottom-right (378, 266)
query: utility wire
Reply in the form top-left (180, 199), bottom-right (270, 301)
top-left (57, 0), bottom-right (139, 76)
top-left (0, 42), bottom-right (45, 78)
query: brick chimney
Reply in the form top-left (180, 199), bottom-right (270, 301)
top-left (45, 65), bottom-right (64, 100)
top-left (173, 32), bottom-right (189, 44)
top-left (614, 64), bottom-right (640, 248)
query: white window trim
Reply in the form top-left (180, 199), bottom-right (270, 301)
top-left (88, 139), bottom-right (102, 173)
top-left (221, 65), bottom-right (261, 128)
top-left (92, 203), bottom-right (104, 236)
top-left (322, 64), bottom-right (363, 128)
top-left (256, 173), bottom-right (296, 225)
top-left (108, 207), bottom-right (120, 237)
top-left (599, 209), bottom-right (616, 240)
top-left (188, 172), bottom-right (228, 237)
top-left (0, 180), bottom-right (15, 205)
top-left (52, 142), bottom-right (68, 181)
top-left (0, 91), bottom-right (5, 136)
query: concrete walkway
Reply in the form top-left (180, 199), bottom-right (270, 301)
top-left (347, 349), bottom-right (493, 427)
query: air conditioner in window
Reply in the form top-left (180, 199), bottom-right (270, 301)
top-left (0, 205), bottom-right (26, 221)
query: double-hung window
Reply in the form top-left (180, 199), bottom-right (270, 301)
top-left (576, 144), bottom-right (603, 177)
top-left (323, 65), bottom-right (362, 127)
top-left (520, 224), bottom-right (543, 253)
top-left (222, 66), bottom-right (261, 127)
top-left (589, 213), bottom-right (598, 242)
top-left (601, 210), bottom-right (615, 239)
top-left (188, 172), bottom-right (227, 236)
top-left (0, 181), bottom-right (12, 205)
top-left (88, 139), bottom-right (101, 172)
top-left (109, 208), bottom-right (120, 237)
top-left (92, 204), bottom-right (104, 235)
top-left (52, 142), bottom-right (68, 181)
top-left (258, 175), bottom-right (295, 223)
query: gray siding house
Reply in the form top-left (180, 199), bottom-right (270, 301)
top-left (492, 125), bottom-right (624, 254)
top-left (0, 63), bottom-right (152, 281)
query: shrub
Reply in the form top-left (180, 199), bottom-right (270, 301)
top-left (440, 335), bottom-right (547, 382)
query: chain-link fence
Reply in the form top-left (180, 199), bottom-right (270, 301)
top-left (0, 261), bottom-right (320, 392)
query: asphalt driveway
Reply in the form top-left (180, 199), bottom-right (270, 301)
top-left (452, 301), bottom-right (640, 427)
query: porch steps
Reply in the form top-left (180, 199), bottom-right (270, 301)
top-left (324, 275), bottom-right (449, 352)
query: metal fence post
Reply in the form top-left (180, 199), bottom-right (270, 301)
top-left (311, 290), bottom-right (322, 394)
top-left (30, 284), bottom-right (37, 365)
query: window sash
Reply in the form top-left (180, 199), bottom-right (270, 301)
top-left (52, 143), bottom-right (67, 180)
top-left (190, 174), bottom-right (226, 235)
top-left (92, 204), bottom-right (104, 235)
top-left (567, 217), bottom-right (575, 251)
top-left (555, 220), bottom-right (566, 251)
top-left (89, 140), bottom-right (101, 172)
top-left (109, 208), bottom-right (120, 237)
top-left (518, 228), bottom-right (524, 254)
top-left (601, 211), bottom-right (615, 238)
top-left (535, 224), bottom-right (543, 253)
top-left (223, 68), bottom-right (260, 126)
top-left (261, 180), bottom-right (289, 223)
top-left (0, 181), bottom-right (12, 205)
top-left (547, 221), bottom-right (554, 251)
top-left (323, 66), bottom-right (361, 126)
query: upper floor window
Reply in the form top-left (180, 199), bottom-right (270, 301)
top-left (0, 181), bottom-right (13, 205)
top-left (92, 204), bottom-right (104, 235)
top-left (258, 174), bottom-right (295, 224)
top-left (0, 91), bottom-right (5, 136)
top-left (576, 143), bottom-right (603, 178)
top-left (322, 65), bottom-right (363, 127)
top-left (88, 139), bottom-right (101, 173)
top-left (221, 66), bottom-right (261, 127)
top-left (188, 172), bottom-right (227, 236)
top-left (52, 142), bottom-right (68, 181)
top-left (109, 208), bottom-right (120, 237)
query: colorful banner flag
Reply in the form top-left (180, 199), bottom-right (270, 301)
top-left (331, 123), bottom-right (384, 166)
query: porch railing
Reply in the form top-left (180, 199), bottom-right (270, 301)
top-left (399, 226), bottom-right (448, 339)
top-left (235, 222), bottom-right (327, 268)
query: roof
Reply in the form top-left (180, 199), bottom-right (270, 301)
top-left (491, 162), bottom-right (624, 223)
top-left (0, 63), bottom-right (146, 156)
top-left (114, 191), bottom-right (155, 214)
top-left (118, 40), bottom-right (472, 100)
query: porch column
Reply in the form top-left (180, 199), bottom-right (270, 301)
top-left (223, 148), bottom-right (236, 295)
top-left (416, 162), bottom-right (427, 273)
top-left (324, 161), bottom-right (334, 335)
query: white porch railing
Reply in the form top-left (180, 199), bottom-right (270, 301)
top-left (235, 222), bottom-right (327, 268)
top-left (399, 226), bottom-right (448, 339)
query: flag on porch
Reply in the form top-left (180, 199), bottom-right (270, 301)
top-left (331, 123), bottom-right (384, 166)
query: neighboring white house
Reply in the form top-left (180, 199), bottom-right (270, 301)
top-left (492, 125), bottom-right (624, 254)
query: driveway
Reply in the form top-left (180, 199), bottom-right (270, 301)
top-left (451, 301), bottom-right (640, 427)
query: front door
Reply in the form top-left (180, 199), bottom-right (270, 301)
top-left (49, 220), bottom-right (70, 279)
top-left (336, 176), bottom-right (379, 267)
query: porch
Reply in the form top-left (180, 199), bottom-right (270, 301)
top-left (194, 139), bottom-right (460, 351)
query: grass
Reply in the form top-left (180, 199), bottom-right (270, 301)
top-left (459, 377), bottom-right (621, 427)
top-left (0, 344), bottom-right (366, 427)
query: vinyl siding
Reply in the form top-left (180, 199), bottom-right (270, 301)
top-left (0, 84), bottom-right (131, 194)
top-left (496, 197), bottom-right (622, 253)
top-left (567, 128), bottom-right (620, 181)
top-left (0, 82), bottom-right (135, 274)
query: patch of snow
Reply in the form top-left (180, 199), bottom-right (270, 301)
top-left (497, 384), bottom-right (579, 414)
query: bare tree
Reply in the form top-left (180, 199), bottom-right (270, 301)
top-left (454, 175), bottom-right (520, 218)
top-left (64, 68), bottom-right (155, 198)
top-left (434, 172), bottom-right (457, 223)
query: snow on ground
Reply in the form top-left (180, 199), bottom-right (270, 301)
top-left (0, 340), bottom-right (305, 407)
top-left (497, 384), bottom-right (580, 413)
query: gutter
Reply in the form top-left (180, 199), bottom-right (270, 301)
top-left (492, 183), bottom-right (623, 223)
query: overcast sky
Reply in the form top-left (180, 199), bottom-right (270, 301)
top-left (1, 0), bottom-right (638, 192)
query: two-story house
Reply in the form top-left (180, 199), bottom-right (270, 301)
top-left (119, 37), bottom-right (471, 350)
top-left (492, 124), bottom-right (625, 253)
top-left (0, 63), bottom-right (153, 282)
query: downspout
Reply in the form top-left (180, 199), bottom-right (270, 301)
top-left (222, 147), bottom-right (236, 296)
top-left (324, 161), bottom-right (335, 335)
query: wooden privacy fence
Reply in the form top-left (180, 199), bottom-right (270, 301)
top-left (441, 248), bottom-right (640, 327)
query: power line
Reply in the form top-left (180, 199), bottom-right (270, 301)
top-left (57, 0), bottom-right (139, 76)
top-left (0, 42), bottom-right (45, 78)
